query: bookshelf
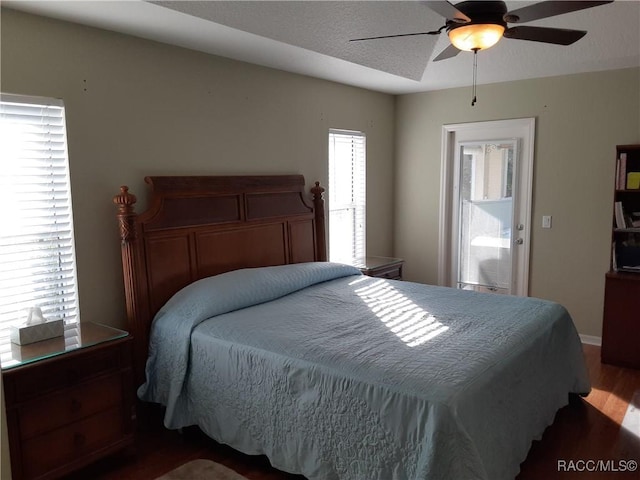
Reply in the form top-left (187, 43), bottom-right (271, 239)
top-left (602, 144), bottom-right (640, 369)
top-left (612, 144), bottom-right (640, 272)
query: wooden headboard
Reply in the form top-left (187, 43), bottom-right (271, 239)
top-left (113, 175), bottom-right (326, 385)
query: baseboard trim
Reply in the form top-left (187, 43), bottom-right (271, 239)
top-left (580, 334), bottom-right (602, 346)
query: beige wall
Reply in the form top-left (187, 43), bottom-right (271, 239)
top-left (0, 8), bottom-right (396, 332)
top-left (395, 67), bottom-right (640, 337)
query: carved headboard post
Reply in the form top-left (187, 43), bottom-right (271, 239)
top-left (113, 186), bottom-right (137, 243)
top-left (112, 186), bottom-right (149, 386)
top-left (311, 181), bottom-right (327, 262)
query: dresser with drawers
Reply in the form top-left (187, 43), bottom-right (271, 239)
top-left (2, 322), bottom-right (135, 480)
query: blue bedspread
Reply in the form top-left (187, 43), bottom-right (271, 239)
top-left (139, 262), bottom-right (590, 480)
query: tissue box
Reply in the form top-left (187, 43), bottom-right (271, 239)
top-left (10, 319), bottom-right (64, 345)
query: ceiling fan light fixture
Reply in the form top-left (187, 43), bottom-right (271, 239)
top-left (448, 23), bottom-right (505, 51)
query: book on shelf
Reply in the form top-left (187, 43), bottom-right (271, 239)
top-left (614, 201), bottom-right (627, 228)
top-left (619, 265), bottom-right (640, 273)
top-left (617, 153), bottom-right (627, 190)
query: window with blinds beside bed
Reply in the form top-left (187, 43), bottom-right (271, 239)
top-left (0, 94), bottom-right (80, 363)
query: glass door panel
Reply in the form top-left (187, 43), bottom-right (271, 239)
top-left (457, 141), bottom-right (515, 294)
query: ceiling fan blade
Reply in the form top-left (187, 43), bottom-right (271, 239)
top-left (504, 26), bottom-right (587, 45)
top-left (422, 1), bottom-right (470, 23)
top-left (505, 1), bottom-right (613, 24)
top-left (350, 31), bottom-right (439, 42)
top-left (433, 43), bottom-right (461, 61)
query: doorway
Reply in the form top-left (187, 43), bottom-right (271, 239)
top-left (438, 118), bottom-right (535, 296)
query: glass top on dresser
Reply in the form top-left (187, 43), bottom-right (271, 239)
top-left (1, 322), bottom-right (128, 370)
top-left (351, 256), bottom-right (404, 270)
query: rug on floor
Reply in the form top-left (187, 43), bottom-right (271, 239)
top-left (154, 459), bottom-right (249, 480)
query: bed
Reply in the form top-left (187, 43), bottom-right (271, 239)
top-left (113, 175), bottom-right (590, 480)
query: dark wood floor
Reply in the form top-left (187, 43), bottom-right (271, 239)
top-left (65, 345), bottom-right (640, 480)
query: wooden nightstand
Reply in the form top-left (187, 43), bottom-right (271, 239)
top-left (354, 256), bottom-right (404, 280)
top-left (2, 322), bottom-right (135, 480)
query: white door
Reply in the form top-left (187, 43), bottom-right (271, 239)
top-left (439, 118), bottom-right (535, 296)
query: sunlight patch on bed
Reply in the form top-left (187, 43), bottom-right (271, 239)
top-left (352, 278), bottom-right (448, 347)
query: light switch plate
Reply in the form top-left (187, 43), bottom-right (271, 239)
top-left (542, 215), bottom-right (552, 229)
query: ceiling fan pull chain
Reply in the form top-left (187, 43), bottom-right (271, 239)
top-left (471, 48), bottom-right (479, 106)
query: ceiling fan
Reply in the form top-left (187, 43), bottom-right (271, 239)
top-left (350, 0), bottom-right (613, 105)
top-left (350, 1), bottom-right (614, 61)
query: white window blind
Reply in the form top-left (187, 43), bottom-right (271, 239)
top-left (328, 129), bottom-right (366, 264)
top-left (0, 94), bottom-right (79, 352)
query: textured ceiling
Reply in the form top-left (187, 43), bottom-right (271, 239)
top-left (4, 1), bottom-right (640, 94)
top-left (154, 1), bottom-right (443, 80)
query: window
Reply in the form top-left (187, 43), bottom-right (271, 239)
top-left (0, 94), bottom-right (79, 352)
top-left (328, 129), bottom-right (366, 264)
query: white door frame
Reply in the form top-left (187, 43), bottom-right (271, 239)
top-left (438, 118), bottom-right (535, 296)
